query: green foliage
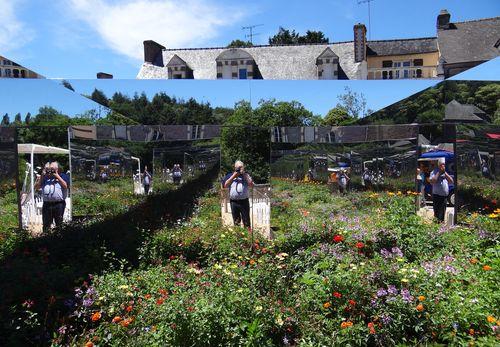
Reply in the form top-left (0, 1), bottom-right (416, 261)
top-left (269, 27), bottom-right (329, 45)
top-left (227, 39), bottom-right (253, 48)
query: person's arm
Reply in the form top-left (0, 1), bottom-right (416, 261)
top-left (54, 172), bottom-right (68, 189)
top-left (223, 172), bottom-right (239, 188)
top-left (444, 171), bottom-right (453, 184)
top-left (244, 173), bottom-right (254, 187)
top-left (429, 170), bottom-right (438, 184)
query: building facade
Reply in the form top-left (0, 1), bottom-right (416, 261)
top-left (137, 10), bottom-right (498, 81)
top-left (0, 56), bottom-right (43, 79)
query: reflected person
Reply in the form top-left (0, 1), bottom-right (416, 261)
top-left (429, 159), bottom-right (453, 223)
top-left (222, 160), bottom-right (254, 229)
top-left (143, 165), bottom-right (152, 194)
top-left (34, 161), bottom-right (70, 231)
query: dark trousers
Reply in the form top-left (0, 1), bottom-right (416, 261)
top-left (432, 194), bottom-right (447, 222)
top-left (144, 184), bottom-right (150, 194)
top-left (230, 198), bottom-right (251, 228)
top-left (42, 200), bottom-right (66, 230)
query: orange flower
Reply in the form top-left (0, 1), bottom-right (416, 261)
top-left (323, 302), bottom-right (331, 309)
top-left (368, 322), bottom-right (376, 334)
top-left (91, 312), bottom-right (101, 322)
top-left (120, 317), bottom-right (133, 328)
top-left (125, 305), bottom-right (133, 312)
top-left (85, 342), bottom-right (94, 347)
top-left (144, 294), bottom-right (151, 300)
top-left (487, 316), bottom-right (496, 324)
top-left (249, 259), bottom-right (256, 266)
top-left (469, 258), bottom-right (478, 264)
top-left (341, 321), bottom-right (353, 329)
top-left (348, 299), bottom-right (356, 306)
top-left (156, 298), bottom-right (164, 305)
top-left (112, 316), bottom-right (122, 323)
top-left (469, 328), bottom-right (474, 336)
top-left (416, 304), bottom-right (424, 312)
top-left (483, 265), bottom-right (492, 271)
top-left (418, 295), bottom-right (426, 302)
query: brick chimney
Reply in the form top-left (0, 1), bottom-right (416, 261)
top-left (97, 72), bottom-right (113, 79)
top-left (144, 40), bottom-right (165, 66)
top-left (437, 9), bottom-right (451, 30)
top-left (353, 23), bottom-right (367, 63)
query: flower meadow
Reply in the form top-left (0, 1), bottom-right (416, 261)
top-left (1, 175), bottom-right (499, 346)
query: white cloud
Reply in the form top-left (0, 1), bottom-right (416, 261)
top-left (67, 0), bottom-right (244, 60)
top-left (0, 0), bottom-right (34, 54)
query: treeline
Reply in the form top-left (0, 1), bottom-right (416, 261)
top-left (362, 81), bottom-right (500, 125)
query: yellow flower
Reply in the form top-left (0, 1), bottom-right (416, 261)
top-left (487, 316), bottom-right (496, 324)
top-left (488, 213), bottom-right (498, 219)
top-left (418, 295), bottom-right (426, 302)
top-left (323, 302), bottom-right (331, 309)
top-left (401, 278), bottom-right (409, 283)
top-left (255, 305), bottom-right (263, 312)
top-left (387, 192), bottom-right (395, 196)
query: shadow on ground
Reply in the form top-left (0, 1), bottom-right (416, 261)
top-left (0, 164), bottom-right (219, 346)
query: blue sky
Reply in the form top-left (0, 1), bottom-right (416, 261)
top-left (2, 0), bottom-right (499, 78)
top-left (1, 56), bottom-right (498, 119)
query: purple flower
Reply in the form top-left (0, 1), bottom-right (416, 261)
top-left (380, 248), bottom-right (392, 259)
top-left (387, 285), bottom-right (398, 295)
top-left (381, 315), bottom-right (392, 325)
top-left (58, 325), bottom-right (67, 335)
top-left (376, 288), bottom-right (388, 297)
top-left (400, 288), bottom-right (413, 303)
top-left (86, 286), bottom-right (96, 296)
top-left (74, 288), bottom-right (83, 298)
top-left (82, 298), bottom-right (94, 307)
top-left (391, 247), bottom-right (403, 258)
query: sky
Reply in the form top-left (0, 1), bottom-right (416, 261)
top-left (0, 78), bottom-right (439, 118)
top-left (1, 0), bottom-right (499, 78)
top-left (1, 55), bottom-right (498, 119)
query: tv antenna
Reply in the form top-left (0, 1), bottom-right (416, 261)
top-left (242, 24), bottom-right (263, 44)
top-left (358, 0), bottom-right (374, 40)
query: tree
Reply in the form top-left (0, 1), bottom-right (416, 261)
top-left (2, 114), bottom-right (10, 126)
top-left (322, 106), bottom-right (354, 126)
top-left (14, 113), bottom-right (22, 125)
top-left (474, 84), bottom-right (500, 117)
top-left (25, 112), bottom-right (31, 125)
top-left (227, 39), bottom-right (253, 48)
top-left (298, 30), bottom-right (329, 44)
top-left (269, 27), bottom-right (300, 45)
top-left (253, 99), bottom-right (315, 126)
top-left (90, 88), bottom-right (109, 107)
top-left (61, 80), bottom-right (75, 91)
top-left (269, 27), bottom-right (329, 45)
top-left (337, 87), bottom-right (367, 119)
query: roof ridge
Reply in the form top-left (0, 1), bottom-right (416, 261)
top-left (451, 16), bottom-right (500, 25)
top-left (163, 41), bottom-right (355, 51)
top-left (367, 36), bottom-right (437, 43)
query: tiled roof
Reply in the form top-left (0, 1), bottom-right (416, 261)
top-left (138, 42), bottom-right (364, 80)
top-left (438, 17), bottom-right (500, 64)
top-left (366, 37), bottom-right (438, 57)
top-left (445, 99), bottom-right (488, 122)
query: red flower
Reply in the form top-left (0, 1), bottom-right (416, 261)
top-left (348, 299), bottom-right (356, 306)
top-left (144, 294), bottom-right (151, 300)
top-left (368, 322), bottom-right (376, 334)
top-left (169, 255), bottom-right (176, 260)
top-left (333, 235), bottom-right (344, 243)
top-left (125, 305), bottom-right (133, 312)
top-left (159, 289), bottom-right (168, 296)
top-left (156, 298), bottom-right (164, 305)
top-left (355, 242), bottom-right (364, 249)
top-left (333, 292), bottom-right (342, 299)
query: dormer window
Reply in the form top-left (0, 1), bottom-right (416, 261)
top-left (166, 55), bottom-right (193, 79)
top-left (316, 48), bottom-right (339, 80)
top-left (216, 49), bottom-right (262, 79)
